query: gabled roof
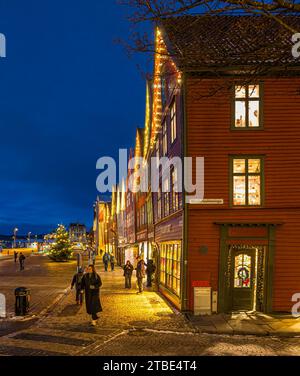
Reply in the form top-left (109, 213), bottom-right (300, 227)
top-left (160, 15), bottom-right (300, 70)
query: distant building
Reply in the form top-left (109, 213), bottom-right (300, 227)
top-left (116, 181), bottom-right (127, 265)
top-left (86, 228), bottom-right (94, 248)
top-left (94, 199), bottom-right (111, 254)
top-left (69, 223), bottom-right (87, 244)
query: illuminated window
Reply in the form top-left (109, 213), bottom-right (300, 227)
top-left (162, 121), bottom-right (168, 155)
top-left (141, 206), bottom-right (144, 226)
top-left (231, 157), bottom-right (263, 206)
top-left (233, 84), bottom-right (261, 128)
top-left (171, 168), bottom-right (179, 212)
top-left (156, 141), bottom-right (160, 168)
top-left (163, 178), bottom-right (169, 217)
top-left (234, 253), bottom-right (252, 288)
top-left (147, 199), bottom-right (153, 225)
top-left (160, 244), bottom-right (166, 285)
top-left (159, 242), bottom-right (181, 297)
top-left (170, 100), bottom-right (176, 143)
top-left (157, 186), bottom-right (161, 220)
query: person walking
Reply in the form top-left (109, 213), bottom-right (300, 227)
top-left (123, 260), bottom-right (133, 289)
top-left (136, 258), bottom-right (146, 294)
top-left (19, 252), bottom-right (25, 271)
top-left (71, 267), bottom-right (84, 305)
top-left (146, 259), bottom-right (156, 287)
top-left (92, 251), bottom-right (96, 266)
top-left (80, 264), bottom-right (102, 326)
top-left (14, 250), bottom-right (18, 263)
top-left (102, 252), bottom-right (109, 272)
top-left (110, 253), bottom-right (115, 272)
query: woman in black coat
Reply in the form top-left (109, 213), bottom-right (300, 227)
top-left (123, 260), bottom-right (133, 288)
top-left (81, 264), bottom-right (102, 326)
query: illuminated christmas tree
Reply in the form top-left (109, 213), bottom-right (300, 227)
top-left (48, 224), bottom-right (72, 262)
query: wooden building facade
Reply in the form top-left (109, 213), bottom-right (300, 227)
top-left (94, 15), bottom-right (300, 314)
top-left (159, 15), bottom-right (300, 313)
top-left (184, 76), bottom-right (300, 313)
top-left (149, 31), bottom-right (185, 309)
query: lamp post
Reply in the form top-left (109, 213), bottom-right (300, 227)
top-left (27, 232), bottom-right (31, 248)
top-left (13, 227), bottom-right (18, 249)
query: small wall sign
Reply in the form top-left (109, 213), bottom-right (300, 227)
top-left (189, 198), bottom-right (224, 205)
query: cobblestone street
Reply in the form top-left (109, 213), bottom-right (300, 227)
top-left (0, 256), bottom-right (300, 356)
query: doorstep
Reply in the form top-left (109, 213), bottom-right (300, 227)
top-left (185, 312), bottom-right (300, 337)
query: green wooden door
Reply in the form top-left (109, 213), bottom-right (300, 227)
top-left (231, 249), bottom-right (256, 311)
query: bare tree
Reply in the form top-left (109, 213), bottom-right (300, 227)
top-left (119, 0), bottom-right (300, 58)
top-left (121, 0), bottom-right (300, 33)
top-left (118, 0), bottom-right (300, 98)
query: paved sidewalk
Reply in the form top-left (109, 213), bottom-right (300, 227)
top-left (0, 264), bottom-right (191, 355)
top-left (0, 263), bottom-right (300, 355)
top-left (0, 254), bottom-right (79, 337)
top-left (186, 311), bottom-right (300, 337)
top-left (0, 254), bottom-right (77, 318)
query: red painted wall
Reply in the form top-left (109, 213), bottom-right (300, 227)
top-left (186, 77), bottom-right (300, 312)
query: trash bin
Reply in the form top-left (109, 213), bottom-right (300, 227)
top-left (15, 287), bottom-right (30, 316)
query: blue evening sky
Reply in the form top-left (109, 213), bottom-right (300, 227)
top-left (0, 0), bottom-right (149, 235)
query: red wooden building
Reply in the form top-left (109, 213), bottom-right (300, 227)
top-left (156, 15), bottom-right (300, 313)
top-left (124, 148), bottom-right (138, 266)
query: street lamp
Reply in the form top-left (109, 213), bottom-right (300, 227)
top-left (13, 227), bottom-right (18, 249)
top-left (27, 232), bottom-right (31, 248)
